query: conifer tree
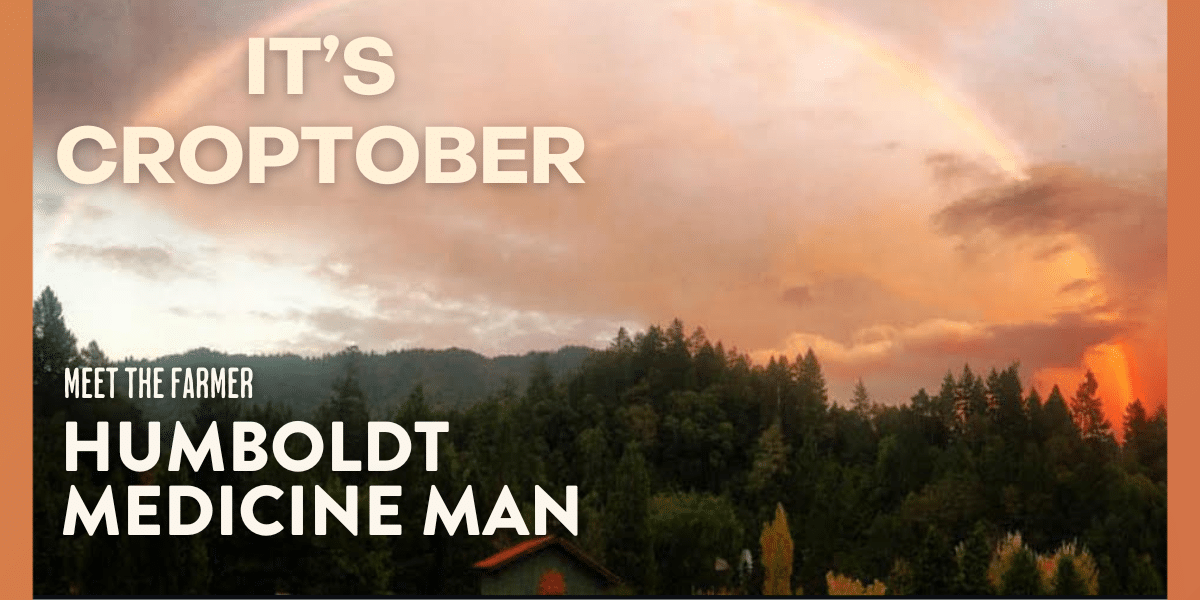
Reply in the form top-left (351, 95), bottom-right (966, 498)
top-left (1053, 553), bottom-right (1086, 595)
top-left (1070, 370), bottom-right (1112, 441)
top-left (33, 287), bottom-right (79, 416)
top-left (851, 379), bottom-right (871, 415)
top-left (606, 443), bottom-right (654, 592)
top-left (955, 522), bottom-right (992, 594)
top-left (1000, 546), bottom-right (1041, 595)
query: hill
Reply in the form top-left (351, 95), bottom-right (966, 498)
top-left (117, 345), bottom-right (594, 422)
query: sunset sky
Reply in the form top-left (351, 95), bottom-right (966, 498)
top-left (33, 0), bottom-right (1167, 416)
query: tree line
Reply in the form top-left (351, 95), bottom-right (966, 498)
top-left (32, 287), bottom-right (1165, 595)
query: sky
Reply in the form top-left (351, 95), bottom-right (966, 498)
top-left (32, 0), bottom-right (1167, 417)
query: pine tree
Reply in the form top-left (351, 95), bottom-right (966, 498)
top-left (955, 522), bottom-right (992, 594)
top-left (1042, 385), bottom-right (1076, 438)
top-left (1070, 370), bottom-right (1112, 441)
top-left (798, 349), bottom-right (829, 411)
top-left (1026, 387), bottom-right (1044, 440)
top-left (787, 348), bottom-right (828, 440)
top-left (606, 443), bottom-right (654, 592)
top-left (999, 546), bottom-right (1041, 595)
top-left (851, 378), bottom-right (870, 415)
top-left (320, 348), bottom-right (371, 483)
top-left (79, 340), bottom-right (110, 368)
top-left (1123, 399), bottom-right (1148, 441)
top-left (33, 287), bottom-right (79, 417)
top-left (1053, 554), bottom-right (1085, 595)
top-left (991, 364), bottom-right (1027, 440)
top-left (912, 526), bottom-right (953, 594)
top-left (936, 371), bottom-right (957, 426)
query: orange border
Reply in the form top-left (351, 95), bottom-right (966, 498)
top-left (1168, 1), bottom-right (1192, 598)
top-left (4, 1), bottom-right (33, 598)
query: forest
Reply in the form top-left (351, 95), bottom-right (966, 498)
top-left (33, 287), bottom-right (1166, 596)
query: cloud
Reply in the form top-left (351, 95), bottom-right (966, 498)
top-left (167, 306), bottom-right (223, 319)
top-left (780, 285), bottom-right (813, 306)
top-left (52, 244), bottom-right (206, 281)
top-left (34, 194), bottom-right (111, 223)
top-left (933, 163), bottom-right (1167, 308)
top-left (33, 0), bottom-right (297, 142)
top-left (925, 152), bottom-right (1003, 187)
top-left (761, 308), bottom-right (1130, 400)
top-left (31, 1), bottom-right (1166, 410)
top-left (1058, 278), bottom-right (1095, 295)
top-left (80, 205), bottom-right (113, 221)
top-left (34, 193), bottom-right (65, 216)
top-left (263, 302), bottom-right (629, 357)
top-left (931, 161), bottom-right (1166, 407)
top-left (935, 164), bottom-right (1150, 235)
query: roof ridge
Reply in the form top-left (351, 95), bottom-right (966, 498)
top-left (471, 535), bottom-right (622, 586)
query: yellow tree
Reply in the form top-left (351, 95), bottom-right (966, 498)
top-left (1037, 541), bottom-right (1099, 596)
top-left (826, 572), bottom-right (887, 596)
top-left (760, 503), bottom-right (794, 595)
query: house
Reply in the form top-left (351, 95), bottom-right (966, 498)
top-left (472, 536), bottom-right (623, 595)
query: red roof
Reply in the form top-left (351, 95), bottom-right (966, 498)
top-left (472, 535), bottom-right (622, 586)
top-left (473, 535), bottom-right (557, 569)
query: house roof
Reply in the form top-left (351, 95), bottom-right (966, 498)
top-left (472, 535), bottom-right (623, 586)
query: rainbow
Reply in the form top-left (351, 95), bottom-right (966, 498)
top-left (134, 0), bottom-right (1029, 178)
top-left (48, 0), bottom-right (1031, 251)
top-left (44, 1), bottom-right (1139, 415)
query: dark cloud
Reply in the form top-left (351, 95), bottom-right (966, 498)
top-left (34, 193), bottom-right (65, 216)
top-left (781, 285), bottom-right (812, 306)
top-left (922, 311), bottom-right (1129, 368)
top-left (783, 308), bottom-right (1132, 404)
top-left (933, 164), bottom-right (1146, 235)
top-left (53, 244), bottom-right (204, 280)
top-left (932, 163), bottom-right (1167, 295)
top-left (33, 0), bottom-right (296, 142)
top-left (1058, 278), bottom-right (1095, 295)
top-left (925, 151), bottom-right (999, 185)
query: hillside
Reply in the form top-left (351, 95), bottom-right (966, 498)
top-left (117, 345), bottom-right (594, 422)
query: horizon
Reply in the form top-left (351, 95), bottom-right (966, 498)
top-left (40, 286), bottom-right (1135, 416)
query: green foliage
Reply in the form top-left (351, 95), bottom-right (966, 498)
top-left (120, 344), bottom-right (593, 423)
top-left (886, 559), bottom-right (913, 595)
top-left (1054, 553), bottom-right (1085, 595)
top-left (851, 379), bottom-right (871, 414)
top-left (1125, 550), bottom-right (1165, 595)
top-left (912, 526), bottom-right (953, 594)
top-left (33, 287), bottom-right (79, 417)
top-left (955, 522), bottom-right (992, 594)
top-left (999, 545), bottom-right (1041, 595)
top-left (604, 443), bottom-right (653, 592)
top-left (647, 492), bottom-right (743, 595)
top-left (33, 292), bottom-right (1166, 595)
top-left (1071, 370), bottom-right (1113, 442)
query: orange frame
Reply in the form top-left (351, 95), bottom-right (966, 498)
top-left (1168, 1), bottom-right (1193, 599)
top-left (3, 2), bottom-right (1191, 598)
top-left (5, 1), bottom-right (34, 598)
